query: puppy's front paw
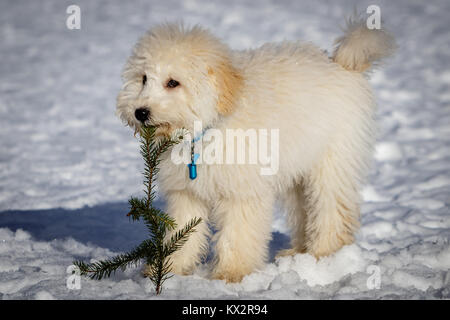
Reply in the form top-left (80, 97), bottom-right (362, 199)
top-left (212, 272), bottom-right (244, 283)
top-left (167, 250), bottom-right (199, 276)
top-left (211, 267), bottom-right (249, 283)
top-left (275, 247), bottom-right (306, 259)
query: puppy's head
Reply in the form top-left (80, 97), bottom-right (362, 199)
top-left (116, 23), bottom-right (242, 136)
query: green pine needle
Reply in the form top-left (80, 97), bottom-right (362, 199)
top-left (164, 217), bottom-right (203, 257)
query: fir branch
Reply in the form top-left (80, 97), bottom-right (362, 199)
top-left (145, 207), bottom-right (177, 231)
top-left (128, 197), bottom-right (177, 231)
top-left (73, 239), bottom-right (155, 280)
top-left (127, 196), bottom-right (147, 221)
top-left (145, 255), bottom-right (174, 295)
top-left (145, 216), bottom-right (202, 294)
top-left (73, 125), bottom-right (199, 295)
top-left (139, 126), bottom-right (181, 209)
top-left (164, 217), bottom-right (203, 257)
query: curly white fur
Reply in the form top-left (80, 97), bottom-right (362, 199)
top-left (117, 19), bottom-right (395, 282)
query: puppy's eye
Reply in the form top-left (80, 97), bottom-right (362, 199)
top-left (142, 75), bottom-right (147, 85)
top-left (166, 79), bottom-right (180, 88)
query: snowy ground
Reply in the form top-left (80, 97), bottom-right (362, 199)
top-left (0, 0), bottom-right (449, 299)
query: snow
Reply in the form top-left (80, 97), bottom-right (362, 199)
top-left (0, 0), bottom-right (449, 299)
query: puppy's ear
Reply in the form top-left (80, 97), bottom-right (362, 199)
top-left (208, 60), bottom-right (242, 115)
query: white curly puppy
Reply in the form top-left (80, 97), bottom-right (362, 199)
top-left (116, 18), bottom-right (395, 282)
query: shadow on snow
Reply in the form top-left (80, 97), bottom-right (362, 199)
top-left (0, 201), bottom-right (290, 262)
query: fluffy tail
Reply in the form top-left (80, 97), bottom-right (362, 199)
top-left (332, 17), bottom-right (396, 72)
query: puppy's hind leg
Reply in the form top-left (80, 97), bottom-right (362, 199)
top-left (211, 195), bottom-right (274, 283)
top-left (276, 183), bottom-right (308, 258)
top-left (303, 147), bottom-right (366, 259)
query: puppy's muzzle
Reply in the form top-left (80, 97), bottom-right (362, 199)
top-left (135, 107), bottom-right (150, 123)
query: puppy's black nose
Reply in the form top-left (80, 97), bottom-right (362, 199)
top-left (135, 108), bottom-right (150, 123)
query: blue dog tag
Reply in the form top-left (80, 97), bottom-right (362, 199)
top-left (188, 163), bottom-right (197, 180)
